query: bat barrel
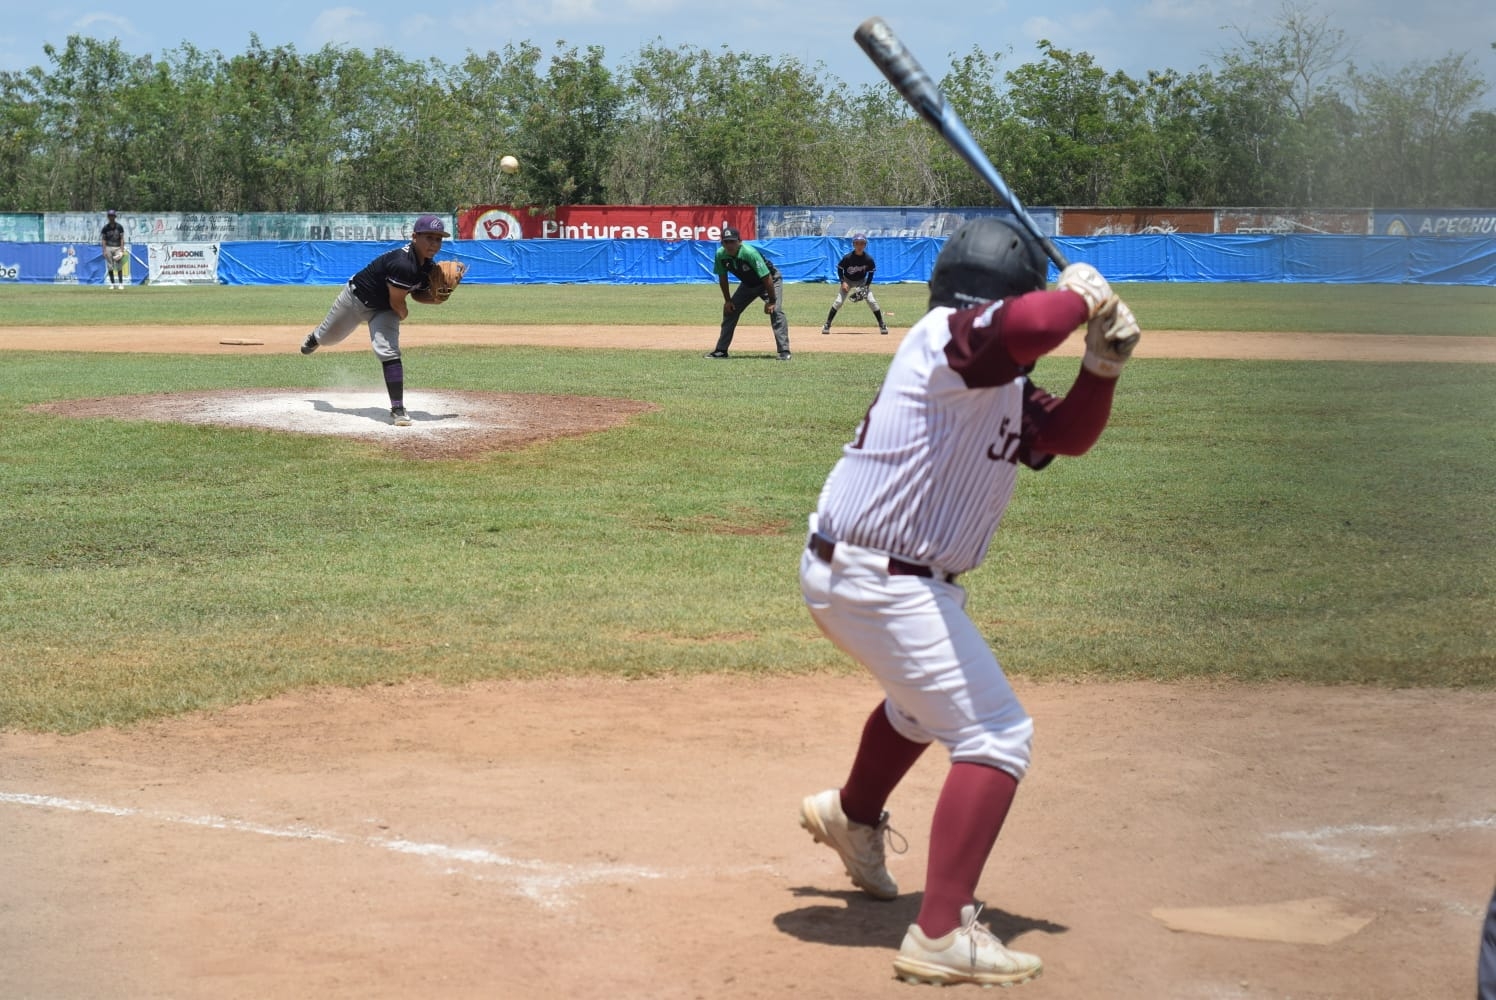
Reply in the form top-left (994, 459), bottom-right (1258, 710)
top-left (854, 18), bottom-right (943, 125)
top-left (854, 16), bottom-right (1070, 271)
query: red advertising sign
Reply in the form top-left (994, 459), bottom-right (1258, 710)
top-left (456, 205), bottom-right (757, 241)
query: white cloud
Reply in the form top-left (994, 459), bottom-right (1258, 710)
top-left (307, 7), bottom-right (389, 52)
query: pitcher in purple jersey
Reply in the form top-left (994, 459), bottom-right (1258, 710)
top-left (796, 218), bottom-right (1140, 988)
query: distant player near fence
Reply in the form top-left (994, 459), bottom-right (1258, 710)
top-left (821, 234), bottom-right (888, 335)
top-left (100, 210), bottom-right (127, 290)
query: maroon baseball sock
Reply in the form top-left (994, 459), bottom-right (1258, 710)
top-left (839, 701), bottom-right (928, 826)
top-left (915, 761), bottom-right (1019, 938)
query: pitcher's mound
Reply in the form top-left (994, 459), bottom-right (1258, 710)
top-left (31, 389), bottom-right (658, 460)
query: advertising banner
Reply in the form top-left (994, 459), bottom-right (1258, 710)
top-left (239, 213), bottom-right (442, 241)
top-left (1215, 209), bottom-right (1370, 235)
top-left (757, 205), bottom-right (1042, 238)
top-left (0, 214), bottom-right (44, 242)
top-left (41, 212), bottom-right (449, 244)
top-left (0, 242), bottom-right (134, 284)
top-left (456, 205), bottom-right (755, 240)
top-left (45, 212), bottom-right (240, 244)
top-left (1374, 210), bottom-right (1496, 236)
top-left (148, 242), bottom-right (221, 285)
top-left (1059, 208), bottom-right (1215, 235)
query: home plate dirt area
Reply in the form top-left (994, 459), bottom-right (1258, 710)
top-left (2, 324), bottom-right (1494, 999)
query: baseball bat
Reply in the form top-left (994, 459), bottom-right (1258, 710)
top-left (853, 16), bottom-right (1070, 270)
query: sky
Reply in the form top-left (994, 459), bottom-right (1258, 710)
top-left (1, 0), bottom-right (1493, 104)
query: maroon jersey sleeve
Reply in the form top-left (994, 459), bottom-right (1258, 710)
top-left (946, 289), bottom-right (1090, 388)
top-left (1022, 368), bottom-right (1119, 465)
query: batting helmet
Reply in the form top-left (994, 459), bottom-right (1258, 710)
top-left (928, 218), bottom-right (1046, 310)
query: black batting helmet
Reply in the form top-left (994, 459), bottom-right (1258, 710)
top-left (928, 218), bottom-right (1046, 310)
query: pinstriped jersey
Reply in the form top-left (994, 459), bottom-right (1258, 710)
top-left (814, 300), bottom-right (1060, 575)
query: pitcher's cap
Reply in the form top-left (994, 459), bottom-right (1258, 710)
top-left (413, 214), bottom-right (449, 236)
top-left (852, 232), bottom-right (868, 241)
top-left (106, 209), bottom-right (116, 215)
top-left (720, 226), bottom-right (741, 242)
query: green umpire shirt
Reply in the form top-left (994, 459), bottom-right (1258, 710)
top-left (713, 243), bottom-right (777, 287)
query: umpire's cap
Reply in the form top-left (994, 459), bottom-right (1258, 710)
top-left (928, 218), bottom-right (1045, 310)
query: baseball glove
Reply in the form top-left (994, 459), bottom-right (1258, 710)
top-left (849, 284), bottom-right (869, 302)
top-left (106, 248), bottom-right (124, 263)
top-left (415, 260), bottom-right (467, 304)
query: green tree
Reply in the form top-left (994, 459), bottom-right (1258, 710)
top-left (0, 69), bottom-right (44, 209)
top-left (1111, 69), bottom-right (1215, 206)
top-left (26, 36), bottom-right (150, 209)
top-left (1002, 41), bottom-right (1131, 205)
top-left (520, 44), bottom-right (625, 209)
top-left (1346, 52), bottom-right (1491, 206)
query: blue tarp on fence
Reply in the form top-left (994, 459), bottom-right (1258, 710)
top-left (4, 235), bottom-right (1495, 286)
top-left (213, 236), bottom-right (948, 286)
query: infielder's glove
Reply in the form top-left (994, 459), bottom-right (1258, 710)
top-left (417, 260), bottom-right (467, 304)
top-left (849, 284), bottom-right (869, 302)
top-left (1082, 296), bottom-right (1141, 378)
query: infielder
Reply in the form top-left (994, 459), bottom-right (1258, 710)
top-left (99, 210), bottom-right (126, 290)
top-left (706, 226), bottom-right (791, 361)
top-left (299, 214), bottom-right (455, 426)
top-left (821, 234), bottom-right (888, 335)
top-left (797, 217), bottom-right (1139, 987)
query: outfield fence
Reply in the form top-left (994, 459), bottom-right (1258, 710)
top-left (3, 234), bottom-right (1494, 287)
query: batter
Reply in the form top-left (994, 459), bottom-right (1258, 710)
top-left (797, 217), bottom-right (1141, 987)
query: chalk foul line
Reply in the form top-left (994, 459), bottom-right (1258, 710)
top-left (1, 790), bottom-right (663, 909)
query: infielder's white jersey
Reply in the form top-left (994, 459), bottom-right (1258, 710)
top-left (814, 301), bottom-right (1059, 576)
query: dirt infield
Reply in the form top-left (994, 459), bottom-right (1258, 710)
top-left (8, 322), bottom-right (1496, 363)
top-left (5, 677), bottom-right (1494, 999)
top-left (3, 324), bottom-right (1494, 999)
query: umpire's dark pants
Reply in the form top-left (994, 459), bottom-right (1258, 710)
top-left (714, 275), bottom-right (789, 356)
top-left (1481, 883), bottom-right (1496, 1000)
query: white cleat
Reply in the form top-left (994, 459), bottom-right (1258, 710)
top-left (893, 904), bottom-right (1043, 987)
top-left (799, 789), bottom-right (904, 900)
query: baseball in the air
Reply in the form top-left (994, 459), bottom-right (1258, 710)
top-left (500, 155), bottom-right (520, 174)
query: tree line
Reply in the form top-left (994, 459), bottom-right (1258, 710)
top-left (0, 7), bottom-right (1491, 215)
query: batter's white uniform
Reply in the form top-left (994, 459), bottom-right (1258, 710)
top-left (800, 298), bottom-right (1066, 780)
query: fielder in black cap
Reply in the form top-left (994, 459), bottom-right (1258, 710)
top-left (706, 226), bottom-right (791, 360)
top-left (100, 210), bottom-right (127, 290)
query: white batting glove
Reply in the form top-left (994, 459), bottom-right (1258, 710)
top-left (1082, 296), bottom-right (1141, 378)
top-left (1057, 262), bottom-right (1113, 320)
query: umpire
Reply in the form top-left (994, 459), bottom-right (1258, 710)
top-left (706, 226), bottom-right (791, 361)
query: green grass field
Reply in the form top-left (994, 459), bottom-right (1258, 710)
top-left (3, 279), bottom-right (1496, 334)
top-left (1, 282), bottom-right (1493, 732)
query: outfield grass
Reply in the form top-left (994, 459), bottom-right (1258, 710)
top-left (2, 280), bottom-right (1495, 335)
top-left (1, 285), bottom-right (1493, 732)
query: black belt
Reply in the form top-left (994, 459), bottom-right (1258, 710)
top-left (348, 281), bottom-right (377, 309)
top-left (808, 532), bottom-right (956, 583)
